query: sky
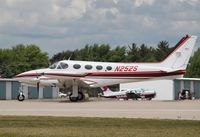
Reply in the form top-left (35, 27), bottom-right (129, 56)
top-left (0, 0), bottom-right (200, 57)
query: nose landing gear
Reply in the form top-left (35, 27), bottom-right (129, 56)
top-left (17, 87), bottom-right (25, 101)
top-left (17, 92), bottom-right (25, 101)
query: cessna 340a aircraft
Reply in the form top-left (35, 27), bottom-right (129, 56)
top-left (15, 35), bottom-right (197, 102)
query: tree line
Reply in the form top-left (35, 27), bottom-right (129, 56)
top-left (0, 44), bottom-right (49, 78)
top-left (0, 42), bottom-right (199, 78)
top-left (50, 41), bottom-right (172, 63)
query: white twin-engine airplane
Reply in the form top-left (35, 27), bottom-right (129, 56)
top-left (15, 35), bottom-right (197, 102)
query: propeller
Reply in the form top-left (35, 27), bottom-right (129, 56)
top-left (37, 82), bottom-right (40, 97)
top-left (35, 71), bottom-right (40, 98)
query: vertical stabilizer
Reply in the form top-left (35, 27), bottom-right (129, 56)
top-left (100, 86), bottom-right (113, 96)
top-left (160, 35), bottom-right (197, 70)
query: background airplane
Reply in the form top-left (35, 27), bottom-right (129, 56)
top-left (100, 87), bottom-right (156, 100)
top-left (100, 87), bottom-right (128, 99)
top-left (15, 35), bottom-right (197, 102)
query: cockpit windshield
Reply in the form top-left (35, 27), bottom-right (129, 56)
top-left (49, 62), bottom-right (69, 69)
top-left (57, 62), bottom-right (68, 69)
top-left (49, 62), bottom-right (58, 69)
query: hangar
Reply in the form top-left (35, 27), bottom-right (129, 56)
top-left (0, 79), bottom-right (58, 100)
top-left (1, 78), bottom-right (200, 100)
top-left (120, 78), bottom-right (200, 100)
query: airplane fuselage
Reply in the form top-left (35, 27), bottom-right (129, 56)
top-left (15, 60), bottom-right (185, 87)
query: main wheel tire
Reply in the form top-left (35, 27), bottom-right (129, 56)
top-left (69, 96), bottom-right (78, 102)
top-left (69, 92), bottom-right (85, 102)
top-left (147, 98), bottom-right (152, 100)
top-left (17, 94), bottom-right (25, 101)
top-left (77, 92), bottom-right (85, 101)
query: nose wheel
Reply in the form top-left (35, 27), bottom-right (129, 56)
top-left (17, 87), bottom-right (25, 101)
top-left (17, 93), bottom-right (25, 101)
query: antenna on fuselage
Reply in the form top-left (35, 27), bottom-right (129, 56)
top-left (67, 53), bottom-right (73, 60)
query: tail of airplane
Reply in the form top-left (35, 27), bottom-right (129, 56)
top-left (100, 86), bottom-right (112, 93)
top-left (100, 86), bottom-right (126, 98)
top-left (159, 35), bottom-right (197, 70)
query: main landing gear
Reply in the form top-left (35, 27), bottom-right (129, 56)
top-left (16, 79), bottom-right (85, 102)
top-left (69, 92), bottom-right (85, 102)
top-left (68, 79), bottom-right (85, 102)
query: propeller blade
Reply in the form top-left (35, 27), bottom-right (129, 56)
top-left (37, 82), bottom-right (40, 97)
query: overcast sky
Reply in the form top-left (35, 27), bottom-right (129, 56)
top-left (0, 0), bottom-right (200, 57)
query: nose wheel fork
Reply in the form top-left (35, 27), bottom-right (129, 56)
top-left (17, 87), bottom-right (25, 101)
top-left (17, 92), bottom-right (25, 101)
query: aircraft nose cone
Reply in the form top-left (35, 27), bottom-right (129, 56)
top-left (14, 68), bottom-right (48, 78)
top-left (15, 71), bottom-right (38, 78)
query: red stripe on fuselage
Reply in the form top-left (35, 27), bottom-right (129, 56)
top-left (44, 70), bottom-right (185, 78)
top-left (87, 70), bottom-right (186, 77)
top-left (15, 70), bottom-right (186, 78)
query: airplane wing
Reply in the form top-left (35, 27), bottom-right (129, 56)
top-left (16, 75), bottom-right (59, 88)
top-left (80, 78), bottom-right (97, 85)
top-left (43, 71), bottom-right (92, 88)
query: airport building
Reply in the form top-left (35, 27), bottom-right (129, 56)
top-left (1, 78), bottom-right (200, 100)
top-left (0, 79), bottom-right (58, 100)
top-left (120, 78), bottom-right (200, 100)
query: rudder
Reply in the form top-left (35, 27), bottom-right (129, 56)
top-left (159, 35), bottom-right (197, 70)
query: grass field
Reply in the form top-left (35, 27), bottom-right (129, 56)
top-left (0, 116), bottom-right (199, 137)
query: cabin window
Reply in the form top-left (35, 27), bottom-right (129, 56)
top-left (60, 63), bottom-right (68, 69)
top-left (96, 65), bottom-right (103, 70)
top-left (85, 65), bottom-right (93, 70)
top-left (106, 66), bottom-right (112, 71)
top-left (57, 65), bottom-right (62, 69)
top-left (73, 64), bottom-right (81, 69)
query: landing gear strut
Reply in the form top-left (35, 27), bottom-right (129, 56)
top-left (17, 87), bottom-right (25, 101)
top-left (68, 79), bottom-right (85, 102)
top-left (17, 93), bottom-right (25, 101)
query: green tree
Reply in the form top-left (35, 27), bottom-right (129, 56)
top-left (126, 43), bottom-right (140, 62)
top-left (97, 44), bottom-right (111, 61)
top-left (155, 41), bottom-right (171, 61)
top-left (0, 44), bottom-right (48, 78)
top-left (50, 50), bottom-right (74, 63)
top-left (145, 47), bottom-right (157, 62)
top-left (50, 44), bottom-right (112, 63)
top-left (108, 46), bottom-right (126, 62)
top-left (138, 44), bottom-right (155, 62)
top-left (126, 43), bottom-right (156, 62)
top-left (50, 42), bottom-right (173, 63)
top-left (0, 64), bottom-right (13, 78)
top-left (185, 48), bottom-right (200, 78)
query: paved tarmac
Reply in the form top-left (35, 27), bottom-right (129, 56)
top-left (0, 99), bottom-right (200, 120)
